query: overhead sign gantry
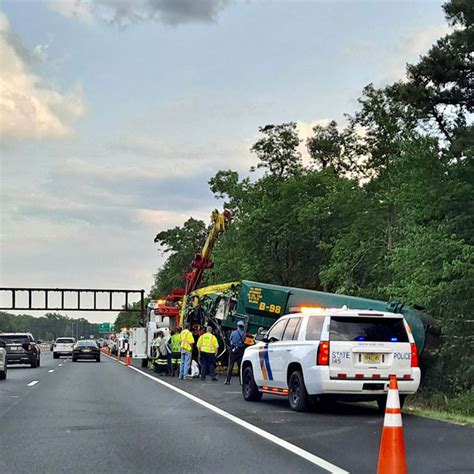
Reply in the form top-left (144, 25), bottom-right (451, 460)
top-left (0, 287), bottom-right (145, 321)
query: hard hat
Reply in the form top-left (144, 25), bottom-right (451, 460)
top-left (237, 320), bottom-right (245, 327)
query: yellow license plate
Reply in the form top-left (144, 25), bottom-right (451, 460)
top-left (363, 353), bottom-right (381, 364)
top-left (83, 349), bottom-right (91, 352)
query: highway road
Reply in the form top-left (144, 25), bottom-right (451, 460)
top-left (1, 352), bottom-right (472, 474)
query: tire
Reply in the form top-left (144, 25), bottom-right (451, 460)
top-left (141, 358), bottom-right (148, 368)
top-left (37, 356), bottom-right (41, 367)
top-left (30, 358), bottom-right (38, 369)
top-left (72, 357), bottom-right (77, 362)
top-left (0, 369), bottom-right (6, 380)
top-left (96, 357), bottom-right (100, 363)
top-left (288, 370), bottom-right (310, 412)
top-left (53, 353), bottom-right (59, 359)
top-left (242, 366), bottom-right (262, 402)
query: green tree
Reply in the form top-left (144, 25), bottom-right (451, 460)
top-left (394, 0), bottom-right (473, 143)
top-left (250, 122), bottom-right (302, 178)
top-left (151, 218), bottom-right (207, 297)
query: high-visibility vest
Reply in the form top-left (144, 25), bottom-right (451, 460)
top-left (197, 333), bottom-right (218, 354)
top-left (180, 329), bottom-right (194, 352)
top-left (170, 333), bottom-right (180, 352)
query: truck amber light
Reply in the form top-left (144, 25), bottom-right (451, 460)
top-left (410, 343), bottom-right (419, 367)
top-left (317, 341), bottom-right (330, 365)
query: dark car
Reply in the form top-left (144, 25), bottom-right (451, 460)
top-left (72, 340), bottom-right (100, 362)
top-left (0, 333), bottom-right (41, 368)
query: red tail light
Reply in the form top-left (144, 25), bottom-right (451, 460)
top-left (410, 343), bottom-right (418, 367)
top-left (317, 341), bottom-right (330, 365)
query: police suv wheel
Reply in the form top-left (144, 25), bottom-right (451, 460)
top-left (288, 370), bottom-right (310, 412)
top-left (377, 395), bottom-right (406, 413)
top-left (242, 366), bottom-right (262, 402)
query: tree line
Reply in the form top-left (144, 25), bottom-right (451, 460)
top-left (0, 312), bottom-right (100, 342)
top-left (151, 0), bottom-right (473, 396)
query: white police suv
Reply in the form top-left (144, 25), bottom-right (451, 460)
top-left (241, 308), bottom-right (420, 412)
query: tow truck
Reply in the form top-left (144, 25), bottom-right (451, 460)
top-left (130, 209), bottom-right (232, 367)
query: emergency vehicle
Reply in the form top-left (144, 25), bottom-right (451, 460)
top-left (241, 307), bottom-right (420, 412)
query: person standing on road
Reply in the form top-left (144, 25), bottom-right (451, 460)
top-left (154, 331), bottom-right (171, 376)
top-left (170, 328), bottom-right (181, 377)
top-left (224, 320), bottom-right (246, 385)
top-left (197, 326), bottom-right (219, 382)
top-left (179, 323), bottom-right (194, 380)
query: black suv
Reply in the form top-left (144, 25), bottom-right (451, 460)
top-left (0, 333), bottom-right (41, 368)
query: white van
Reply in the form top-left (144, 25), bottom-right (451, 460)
top-left (52, 337), bottom-right (76, 359)
top-left (241, 308), bottom-right (420, 411)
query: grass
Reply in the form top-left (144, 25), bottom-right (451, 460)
top-left (403, 390), bottom-right (474, 426)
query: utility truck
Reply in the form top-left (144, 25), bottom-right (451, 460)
top-left (130, 301), bottom-right (171, 367)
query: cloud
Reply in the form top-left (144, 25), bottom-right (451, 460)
top-left (48, 0), bottom-right (95, 24)
top-left (400, 24), bottom-right (451, 56)
top-left (115, 135), bottom-right (254, 176)
top-left (343, 23), bottom-right (452, 85)
top-left (48, 0), bottom-right (230, 27)
top-left (0, 11), bottom-right (85, 144)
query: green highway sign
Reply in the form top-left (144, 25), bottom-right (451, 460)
top-left (98, 323), bottom-right (111, 334)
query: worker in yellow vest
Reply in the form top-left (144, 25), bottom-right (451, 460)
top-left (197, 326), bottom-right (219, 381)
top-left (170, 328), bottom-right (181, 377)
top-left (179, 323), bottom-right (195, 380)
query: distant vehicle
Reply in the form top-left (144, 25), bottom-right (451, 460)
top-left (116, 333), bottom-right (130, 357)
top-left (52, 337), bottom-right (76, 359)
top-left (0, 333), bottom-right (41, 368)
top-left (72, 340), bottom-right (100, 362)
top-left (0, 340), bottom-right (7, 380)
top-left (241, 308), bottom-right (420, 412)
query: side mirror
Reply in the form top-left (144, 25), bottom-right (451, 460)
top-left (268, 336), bottom-right (279, 343)
top-left (0, 341), bottom-right (6, 348)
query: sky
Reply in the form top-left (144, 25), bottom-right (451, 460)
top-left (0, 0), bottom-right (449, 323)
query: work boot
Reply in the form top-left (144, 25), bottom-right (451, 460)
top-left (224, 381), bottom-right (230, 385)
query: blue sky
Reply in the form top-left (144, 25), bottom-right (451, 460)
top-left (0, 0), bottom-right (448, 322)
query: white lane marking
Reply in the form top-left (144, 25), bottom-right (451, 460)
top-left (27, 380), bottom-right (39, 387)
top-left (48, 369), bottom-right (55, 373)
top-left (124, 362), bottom-right (348, 473)
top-left (58, 364), bottom-right (63, 366)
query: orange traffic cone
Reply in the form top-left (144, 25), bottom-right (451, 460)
top-left (377, 376), bottom-right (408, 474)
top-left (125, 351), bottom-right (131, 366)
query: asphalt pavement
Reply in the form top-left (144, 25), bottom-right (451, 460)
top-left (0, 351), bottom-right (472, 474)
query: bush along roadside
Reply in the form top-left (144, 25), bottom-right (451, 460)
top-left (404, 389), bottom-right (474, 426)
